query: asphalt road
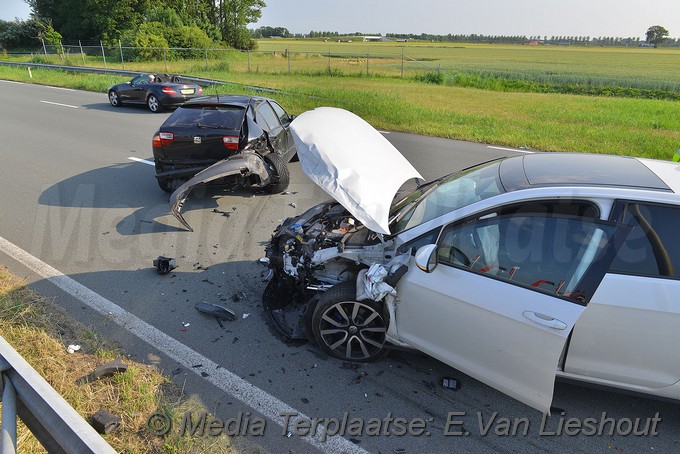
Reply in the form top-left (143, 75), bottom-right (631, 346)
top-left (0, 80), bottom-right (677, 454)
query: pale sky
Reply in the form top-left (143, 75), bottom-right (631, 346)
top-left (2, 0), bottom-right (678, 39)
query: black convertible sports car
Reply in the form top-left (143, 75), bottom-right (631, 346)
top-left (107, 74), bottom-right (203, 112)
top-left (154, 95), bottom-right (297, 230)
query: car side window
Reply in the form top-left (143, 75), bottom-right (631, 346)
top-left (256, 102), bottom-right (282, 131)
top-left (270, 101), bottom-right (291, 126)
top-left (438, 211), bottom-right (618, 303)
top-left (609, 203), bottom-right (680, 279)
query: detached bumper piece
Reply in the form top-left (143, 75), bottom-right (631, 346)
top-left (169, 154), bottom-right (271, 231)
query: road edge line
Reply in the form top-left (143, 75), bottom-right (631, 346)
top-left (0, 234), bottom-right (367, 454)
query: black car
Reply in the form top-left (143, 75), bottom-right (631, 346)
top-left (154, 95), bottom-right (297, 229)
top-left (107, 74), bottom-right (203, 112)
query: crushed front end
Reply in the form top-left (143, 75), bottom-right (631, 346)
top-left (263, 201), bottom-right (393, 340)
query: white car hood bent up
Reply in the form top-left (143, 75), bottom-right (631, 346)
top-left (291, 107), bottom-right (423, 235)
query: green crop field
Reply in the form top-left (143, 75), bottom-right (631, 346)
top-left (254, 40), bottom-right (680, 91)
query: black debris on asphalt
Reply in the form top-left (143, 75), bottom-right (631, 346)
top-left (153, 256), bottom-right (177, 274)
top-left (195, 301), bottom-right (237, 322)
top-left (212, 208), bottom-right (232, 218)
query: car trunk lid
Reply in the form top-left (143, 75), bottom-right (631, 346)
top-left (157, 105), bottom-right (246, 161)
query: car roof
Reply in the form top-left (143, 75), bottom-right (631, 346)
top-left (499, 153), bottom-right (678, 193)
top-left (181, 95), bottom-right (272, 108)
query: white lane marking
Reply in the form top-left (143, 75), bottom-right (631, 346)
top-left (46, 86), bottom-right (76, 92)
top-left (128, 157), bottom-right (155, 166)
top-left (487, 145), bottom-right (534, 154)
top-left (0, 235), bottom-right (367, 454)
top-left (378, 131), bottom-right (390, 134)
top-left (40, 100), bottom-right (79, 109)
top-left (0, 80), bottom-right (24, 85)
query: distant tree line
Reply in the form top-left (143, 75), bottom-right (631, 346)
top-left (251, 26), bottom-right (291, 38)
top-left (0, 0), bottom-right (266, 51)
top-left (385, 32), bottom-right (679, 47)
top-left (247, 29), bottom-right (679, 47)
top-left (251, 29), bottom-right (389, 39)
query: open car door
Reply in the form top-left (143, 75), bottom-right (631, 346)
top-left (395, 210), bottom-right (630, 414)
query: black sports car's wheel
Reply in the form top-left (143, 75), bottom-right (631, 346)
top-left (312, 282), bottom-right (388, 362)
top-left (264, 153), bottom-right (290, 193)
top-left (108, 90), bottom-right (121, 107)
top-left (147, 94), bottom-right (163, 113)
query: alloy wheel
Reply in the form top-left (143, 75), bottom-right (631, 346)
top-left (317, 301), bottom-right (387, 361)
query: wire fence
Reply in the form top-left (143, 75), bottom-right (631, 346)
top-left (14, 40), bottom-right (441, 79)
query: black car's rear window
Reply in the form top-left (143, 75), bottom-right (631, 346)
top-left (163, 106), bottom-right (246, 129)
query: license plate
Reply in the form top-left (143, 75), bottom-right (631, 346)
top-left (180, 89), bottom-right (194, 95)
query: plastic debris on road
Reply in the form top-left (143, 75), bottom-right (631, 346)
top-left (153, 256), bottom-right (177, 274)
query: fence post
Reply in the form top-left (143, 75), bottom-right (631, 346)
top-left (366, 50), bottom-right (369, 75)
top-left (41, 39), bottom-right (48, 60)
top-left (100, 40), bottom-right (107, 68)
top-left (287, 49), bottom-right (291, 74)
top-left (247, 50), bottom-right (250, 72)
top-left (328, 49), bottom-right (331, 73)
top-left (401, 47), bottom-right (404, 78)
top-left (163, 47), bottom-right (168, 72)
top-left (118, 39), bottom-right (124, 70)
top-left (79, 40), bottom-right (85, 64)
top-left (205, 49), bottom-right (209, 71)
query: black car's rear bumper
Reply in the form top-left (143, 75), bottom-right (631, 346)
top-left (158, 94), bottom-right (198, 108)
top-left (154, 158), bottom-right (218, 180)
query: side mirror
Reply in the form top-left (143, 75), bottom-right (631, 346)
top-left (415, 244), bottom-right (438, 273)
top-left (289, 114), bottom-right (297, 122)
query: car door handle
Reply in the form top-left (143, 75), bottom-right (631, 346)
top-left (522, 311), bottom-right (567, 330)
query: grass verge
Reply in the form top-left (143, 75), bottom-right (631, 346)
top-left (0, 267), bottom-right (234, 453)
top-left (1, 64), bottom-right (679, 160)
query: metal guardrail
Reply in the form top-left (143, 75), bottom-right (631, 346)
top-left (0, 336), bottom-right (116, 454)
top-left (0, 60), bottom-right (281, 95)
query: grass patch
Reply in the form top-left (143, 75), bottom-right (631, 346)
top-left (0, 267), bottom-right (234, 453)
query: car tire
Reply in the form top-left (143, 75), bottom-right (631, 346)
top-left (108, 90), bottom-right (121, 107)
top-left (147, 94), bottom-right (163, 113)
top-left (264, 153), bottom-right (290, 193)
top-left (311, 282), bottom-right (388, 363)
top-left (157, 178), bottom-right (173, 193)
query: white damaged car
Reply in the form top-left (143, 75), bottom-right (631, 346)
top-left (260, 107), bottom-right (680, 414)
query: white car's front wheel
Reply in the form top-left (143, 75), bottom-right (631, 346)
top-left (311, 282), bottom-right (388, 362)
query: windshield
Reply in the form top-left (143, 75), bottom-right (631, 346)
top-left (164, 105), bottom-right (246, 130)
top-left (390, 161), bottom-right (504, 234)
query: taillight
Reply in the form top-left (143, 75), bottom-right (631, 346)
top-left (222, 136), bottom-right (239, 151)
top-left (162, 86), bottom-right (176, 95)
top-left (198, 86), bottom-right (203, 94)
top-left (152, 132), bottom-right (174, 147)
